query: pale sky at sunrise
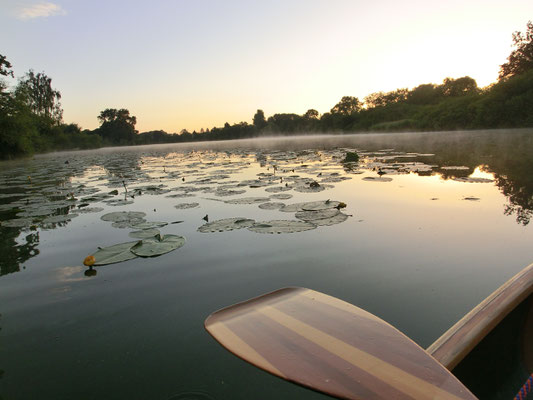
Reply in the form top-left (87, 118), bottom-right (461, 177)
top-left (1, 0), bottom-right (532, 133)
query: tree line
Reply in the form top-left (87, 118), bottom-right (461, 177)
top-left (1, 21), bottom-right (532, 159)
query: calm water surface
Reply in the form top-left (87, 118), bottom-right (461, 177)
top-left (1, 130), bottom-right (532, 399)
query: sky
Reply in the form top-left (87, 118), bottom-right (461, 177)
top-left (1, 0), bottom-right (532, 133)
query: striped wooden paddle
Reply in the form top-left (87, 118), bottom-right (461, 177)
top-left (205, 287), bottom-right (477, 400)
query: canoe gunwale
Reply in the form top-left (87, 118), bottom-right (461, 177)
top-left (427, 263), bottom-right (533, 370)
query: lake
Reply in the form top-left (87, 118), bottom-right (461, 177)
top-left (1, 129), bottom-right (532, 400)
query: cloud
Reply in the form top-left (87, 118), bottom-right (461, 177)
top-left (16, 2), bottom-right (67, 20)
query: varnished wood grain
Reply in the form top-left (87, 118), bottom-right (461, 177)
top-left (427, 263), bottom-right (533, 370)
top-left (522, 296), bottom-right (533, 372)
top-left (205, 287), bottom-right (477, 400)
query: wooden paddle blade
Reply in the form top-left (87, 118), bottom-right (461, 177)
top-left (205, 287), bottom-right (477, 400)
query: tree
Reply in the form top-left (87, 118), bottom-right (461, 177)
top-left (303, 109), bottom-right (319, 119)
top-left (364, 89), bottom-right (408, 108)
top-left (0, 54), bottom-right (14, 78)
top-left (16, 70), bottom-right (62, 123)
top-left (499, 21), bottom-right (533, 80)
top-left (1, 54), bottom-right (14, 103)
top-left (439, 77), bottom-right (479, 97)
top-left (406, 84), bottom-right (441, 105)
top-left (253, 109), bottom-right (267, 130)
top-left (330, 96), bottom-right (362, 115)
top-left (97, 108), bottom-right (137, 145)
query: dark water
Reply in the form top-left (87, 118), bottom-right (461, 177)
top-left (1, 129), bottom-right (532, 399)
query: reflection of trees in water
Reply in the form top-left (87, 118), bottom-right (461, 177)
top-left (0, 228), bottom-right (39, 276)
top-left (353, 130), bottom-right (533, 226)
top-left (487, 165), bottom-right (533, 226)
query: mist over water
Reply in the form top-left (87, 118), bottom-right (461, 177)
top-left (1, 129), bottom-right (532, 400)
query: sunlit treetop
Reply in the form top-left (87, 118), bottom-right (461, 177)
top-left (499, 20), bottom-right (533, 80)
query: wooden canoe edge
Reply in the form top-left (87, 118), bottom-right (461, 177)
top-left (427, 262), bottom-right (533, 370)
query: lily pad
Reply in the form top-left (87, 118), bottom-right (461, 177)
top-left (174, 202), bottom-right (200, 209)
top-left (131, 234), bottom-right (186, 257)
top-left (0, 218), bottom-right (34, 228)
top-left (214, 189), bottom-right (247, 197)
top-left (441, 166), bottom-right (470, 170)
top-left (42, 214), bottom-right (79, 224)
top-left (248, 220), bottom-right (316, 234)
top-left (265, 186), bottom-right (292, 193)
top-left (270, 193), bottom-right (293, 200)
top-left (104, 199), bottom-right (135, 206)
top-left (293, 183), bottom-right (328, 193)
top-left (129, 228), bottom-right (160, 239)
top-left (453, 177), bottom-right (494, 183)
top-left (198, 217), bottom-right (255, 233)
top-left (101, 211), bottom-right (146, 222)
top-left (130, 221), bottom-right (168, 230)
top-left (280, 200), bottom-right (341, 213)
top-left (362, 176), bottom-right (393, 182)
top-left (301, 200), bottom-right (342, 211)
top-left (91, 241), bottom-right (139, 265)
top-left (225, 197), bottom-right (271, 205)
top-left (16, 207), bottom-right (55, 218)
top-left (112, 219), bottom-right (146, 229)
top-left (295, 208), bottom-right (340, 222)
top-left (296, 210), bottom-right (349, 226)
top-left (166, 193), bottom-right (196, 198)
top-left (258, 202), bottom-right (285, 210)
top-left (76, 206), bottom-right (105, 214)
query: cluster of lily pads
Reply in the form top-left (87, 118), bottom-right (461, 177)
top-left (0, 147), bottom-right (493, 232)
top-left (0, 147), bottom-right (497, 273)
top-left (197, 199), bottom-right (348, 234)
top-left (85, 211), bottom-right (186, 265)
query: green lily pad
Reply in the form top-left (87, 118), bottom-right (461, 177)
top-left (0, 218), bottom-right (34, 228)
top-left (130, 234), bottom-right (186, 257)
top-left (198, 217), bottom-right (255, 233)
top-left (452, 177), bottom-right (493, 183)
top-left (441, 166), bottom-right (470, 170)
top-left (296, 210), bottom-right (349, 226)
top-left (76, 207), bottom-right (105, 214)
top-left (174, 202), bottom-right (200, 209)
top-left (42, 214), bottom-right (79, 224)
top-left (104, 199), bottom-right (135, 206)
top-left (112, 219), bottom-right (146, 229)
top-left (270, 193), bottom-right (293, 200)
top-left (320, 176), bottom-right (351, 183)
top-left (280, 200), bottom-right (341, 213)
top-left (225, 197), bottom-right (270, 205)
top-left (301, 200), bottom-right (342, 211)
top-left (101, 211), bottom-right (146, 222)
top-left (214, 189), bottom-right (247, 197)
top-left (265, 186), bottom-right (293, 193)
top-left (166, 193), bottom-right (196, 198)
top-left (362, 176), bottom-right (393, 182)
top-left (295, 208), bottom-right (340, 221)
top-left (91, 241), bottom-right (140, 265)
top-left (130, 221), bottom-right (168, 230)
top-left (258, 202), bottom-right (285, 210)
top-left (248, 220), bottom-right (316, 234)
top-left (293, 183), bottom-right (327, 193)
top-left (129, 228), bottom-right (160, 239)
